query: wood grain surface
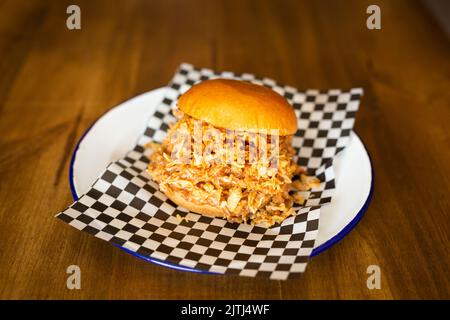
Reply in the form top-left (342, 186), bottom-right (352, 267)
top-left (0, 0), bottom-right (449, 300)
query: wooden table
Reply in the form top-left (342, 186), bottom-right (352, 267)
top-left (0, 0), bottom-right (448, 300)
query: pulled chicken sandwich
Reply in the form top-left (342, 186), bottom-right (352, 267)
top-left (147, 79), bottom-right (319, 227)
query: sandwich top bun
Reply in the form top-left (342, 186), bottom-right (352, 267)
top-left (178, 79), bottom-right (298, 135)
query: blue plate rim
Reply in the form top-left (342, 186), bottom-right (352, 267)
top-left (68, 89), bottom-right (374, 274)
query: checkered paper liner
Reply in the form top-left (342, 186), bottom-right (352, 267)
top-left (57, 63), bottom-right (362, 280)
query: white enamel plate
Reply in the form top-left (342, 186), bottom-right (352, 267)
top-left (70, 87), bottom-right (374, 272)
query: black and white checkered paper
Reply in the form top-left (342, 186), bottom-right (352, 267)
top-left (57, 63), bottom-right (362, 280)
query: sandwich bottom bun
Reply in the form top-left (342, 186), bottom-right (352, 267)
top-left (165, 189), bottom-right (225, 218)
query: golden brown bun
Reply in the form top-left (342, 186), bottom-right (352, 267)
top-left (178, 79), bottom-right (298, 135)
top-left (165, 189), bottom-right (225, 218)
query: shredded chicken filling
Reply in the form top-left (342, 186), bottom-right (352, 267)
top-left (147, 111), bottom-right (319, 226)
